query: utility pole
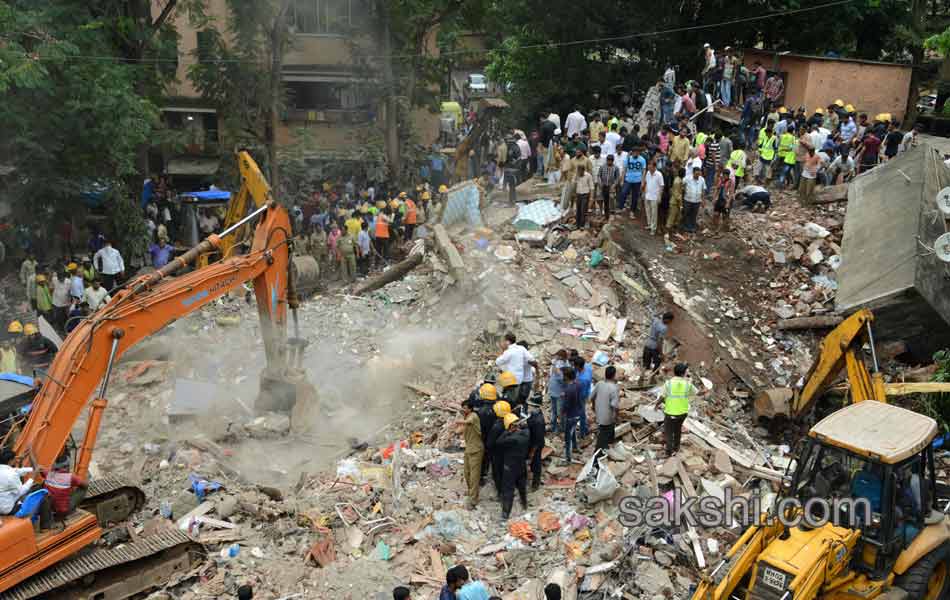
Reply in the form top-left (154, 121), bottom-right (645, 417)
top-left (905, 0), bottom-right (925, 123)
top-left (377, 0), bottom-right (401, 182)
top-left (266, 0), bottom-right (293, 196)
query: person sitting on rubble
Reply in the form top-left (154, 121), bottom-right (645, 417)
top-left (440, 565), bottom-right (470, 600)
top-left (42, 451), bottom-right (87, 521)
top-left (0, 449), bottom-right (34, 516)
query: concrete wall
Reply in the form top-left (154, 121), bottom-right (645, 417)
top-left (159, 0), bottom-right (230, 99)
top-left (743, 50), bottom-right (912, 121)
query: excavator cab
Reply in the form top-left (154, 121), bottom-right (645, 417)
top-left (693, 401), bottom-right (950, 600)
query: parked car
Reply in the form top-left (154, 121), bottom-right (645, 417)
top-left (466, 73), bottom-right (488, 97)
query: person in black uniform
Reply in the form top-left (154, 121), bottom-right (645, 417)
top-left (18, 324), bottom-right (56, 372)
top-left (495, 413), bottom-right (530, 520)
top-left (474, 385), bottom-right (498, 484)
top-left (486, 401), bottom-right (510, 497)
top-left (525, 395), bottom-right (546, 490)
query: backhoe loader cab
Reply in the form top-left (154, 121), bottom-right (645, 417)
top-left (693, 401), bottom-right (950, 600)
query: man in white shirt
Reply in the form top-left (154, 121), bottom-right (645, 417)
top-left (51, 271), bottom-right (71, 332)
top-left (683, 166), bottom-right (707, 233)
top-left (94, 240), bottom-right (125, 292)
top-left (642, 160), bottom-right (665, 234)
top-left (0, 449), bottom-right (33, 515)
top-left (547, 113), bottom-right (561, 131)
top-left (83, 279), bottom-right (112, 311)
top-left (564, 107), bottom-right (587, 139)
top-left (603, 124), bottom-right (622, 159)
top-left (495, 332), bottom-right (527, 384)
top-left (900, 124), bottom-right (920, 153)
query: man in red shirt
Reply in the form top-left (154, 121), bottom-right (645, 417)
top-left (43, 453), bottom-right (87, 518)
top-left (858, 132), bottom-right (882, 173)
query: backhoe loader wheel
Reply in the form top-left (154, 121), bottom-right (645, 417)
top-left (895, 542), bottom-right (950, 600)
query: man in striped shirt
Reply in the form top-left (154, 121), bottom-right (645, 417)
top-left (703, 134), bottom-right (720, 199)
top-left (597, 155), bottom-right (620, 218)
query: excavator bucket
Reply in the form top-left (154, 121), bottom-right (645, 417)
top-left (257, 370), bottom-right (320, 430)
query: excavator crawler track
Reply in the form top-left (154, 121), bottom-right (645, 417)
top-left (80, 475), bottom-right (146, 524)
top-left (3, 529), bottom-right (197, 600)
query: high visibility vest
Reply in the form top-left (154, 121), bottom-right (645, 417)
top-left (728, 149), bottom-right (746, 177)
top-left (663, 377), bottom-right (692, 416)
top-left (694, 132), bottom-right (707, 148)
top-left (779, 133), bottom-right (797, 165)
top-left (375, 216), bottom-right (390, 238)
top-left (404, 200), bottom-right (417, 225)
top-left (759, 133), bottom-right (776, 161)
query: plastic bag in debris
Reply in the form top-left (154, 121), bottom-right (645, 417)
top-left (591, 351), bottom-right (609, 366)
top-left (417, 510), bottom-right (466, 540)
top-left (575, 456), bottom-right (618, 504)
top-left (189, 474), bottom-right (223, 502)
top-left (804, 222), bottom-right (830, 238)
top-left (589, 249), bottom-right (604, 268)
top-left (336, 458), bottom-right (360, 480)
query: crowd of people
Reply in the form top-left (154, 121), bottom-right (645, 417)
top-left (483, 50), bottom-right (923, 239)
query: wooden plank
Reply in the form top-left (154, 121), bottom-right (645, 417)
top-left (685, 418), bottom-right (757, 469)
top-left (676, 463), bottom-right (697, 498)
top-left (646, 456), bottom-right (660, 496)
top-left (196, 528), bottom-right (245, 545)
top-left (885, 382), bottom-right (950, 396)
top-left (176, 501), bottom-right (214, 530)
top-left (686, 524), bottom-right (707, 569)
top-left (429, 548), bottom-right (445, 581)
top-left (194, 515), bottom-right (238, 530)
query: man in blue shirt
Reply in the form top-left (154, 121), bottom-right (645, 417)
top-left (561, 367), bottom-right (583, 463)
top-left (573, 355), bottom-right (593, 437)
top-left (440, 565), bottom-right (469, 600)
top-left (149, 240), bottom-right (174, 269)
top-left (617, 146), bottom-right (646, 214)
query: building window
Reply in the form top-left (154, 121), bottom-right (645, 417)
top-left (286, 81), bottom-right (344, 110)
top-left (196, 30), bottom-right (214, 63)
top-left (291, 0), bottom-right (354, 35)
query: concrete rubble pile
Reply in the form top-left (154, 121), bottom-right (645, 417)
top-left (42, 185), bottom-right (950, 600)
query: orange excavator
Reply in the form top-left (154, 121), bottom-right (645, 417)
top-left (0, 151), bottom-right (317, 599)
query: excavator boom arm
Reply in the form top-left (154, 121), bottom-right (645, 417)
top-left (14, 155), bottom-right (295, 478)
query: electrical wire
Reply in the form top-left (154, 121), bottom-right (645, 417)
top-left (7, 0), bottom-right (857, 66)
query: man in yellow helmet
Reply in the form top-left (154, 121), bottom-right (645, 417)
top-left (460, 398), bottom-right (485, 508)
top-left (654, 363), bottom-right (707, 456)
top-left (2, 322), bottom-right (22, 373)
top-left (486, 400), bottom-right (511, 496)
top-left (495, 412), bottom-right (530, 520)
top-left (18, 323), bottom-right (56, 372)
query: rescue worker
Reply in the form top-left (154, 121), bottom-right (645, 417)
top-left (756, 121), bottom-right (778, 184)
top-left (374, 206), bottom-right (391, 261)
top-left (404, 195), bottom-right (418, 241)
top-left (474, 383), bottom-right (498, 484)
top-left (2, 321), bottom-right (21, 373)
top-left (524, 396), bottom-right (546, 491)
top-left (337, 227), bottom-right (358, 283)
top-left (308, 225), bottom-right (328, 274)
top-left (34, 274), bottom-right (54, 325)
top-left (496, 371), bottom-right (521, 415)
top-left (486, 400), bottom-right (511, 496)
top-left (18, 323), bottom-right (56, 372)
top-left (80, 257), bottom-right (96, 287)
top-left (496, 413), bottom-right (530, 520)
top-left (776, 124), bottom-right (797, 188)
top-left (461, 398), bottom-right (484, 508)
top-left (654, 363), bottom-right (706, 456)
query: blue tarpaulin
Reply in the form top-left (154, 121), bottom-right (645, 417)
top-left (0, 373), bottom-right (33, 387)
top-left (182, 190), bottom-right (231, 201)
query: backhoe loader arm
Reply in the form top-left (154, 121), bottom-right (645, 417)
top-left (791, 308), bottom-right (886, 417)
top-left (14, 191), bottom-right (296, 479)
top-left (218, 151), bottom-right (273, 260)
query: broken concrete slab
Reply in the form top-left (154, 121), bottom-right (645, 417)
top-left (544, 297), bottom-right (572, 320)
top-left (433, 224), bottom-right (465, 282)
